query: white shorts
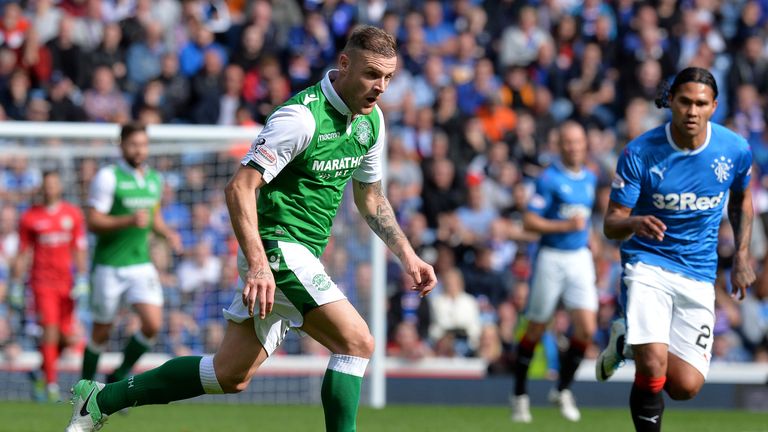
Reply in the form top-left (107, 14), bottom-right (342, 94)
top-left (527, 246), bottom-right (597, 323)
top-left (623, 262), bottom-right (715, 378)
top-left (223, 240), bottom-right (346, 355)
top-left (90, 263), bottom-right (163, 324)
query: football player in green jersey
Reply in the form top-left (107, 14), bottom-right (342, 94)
top-left (66, 26), bottom-right (436, 432)
top-left (79, 122), bottom-right (181, 387)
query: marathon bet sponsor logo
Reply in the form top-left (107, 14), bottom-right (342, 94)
top-left (251, 137), bottom-right (277, 166)
top-left (312, 156), bottom-right (364, 179)
top-left (122, 196), bottom-right (159, 208)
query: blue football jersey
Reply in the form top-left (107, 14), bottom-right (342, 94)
top-left (528, 161), bottom-right (597, 250)
top-left (610, 122), bottom-right (752, 283)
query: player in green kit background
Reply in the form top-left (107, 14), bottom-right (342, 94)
top-left (80, 122), bottom-right (181, 386)
top-left (65, 26), bottom-right (436, 432)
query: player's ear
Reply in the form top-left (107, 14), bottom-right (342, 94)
top-left (339, 52), bottom-right (350, 74)
top-left (711, 98), bottom-right (718, 113)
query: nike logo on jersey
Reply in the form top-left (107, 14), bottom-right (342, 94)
top-left (637, 415), bottom-right (659, 424)
top-left (303, 94), bottom-right (319, 105)
top-left (80, 387), bottom-right (97, 417)
top-left (650, 164), bottom-right (667, 180)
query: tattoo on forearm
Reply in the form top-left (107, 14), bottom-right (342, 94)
top-left (358, 180), bottom-right (407, 256)
top-left (728, 192), bottom-right (753, 252)
top-left (248, 268), bottom-right (270, 279)
top-left (356, 180), bottom-right (386, 197)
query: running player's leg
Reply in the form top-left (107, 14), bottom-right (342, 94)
top-left (625, 264), bottom-right (674, 432)
top-left (110, 264), bottom-right (164, 382)
top-left (301, 299), bottom-right (373, 432)
top-left (95, 318), bottom-right (269, 416)
top-left (663, 275), bottom-right (714, 400)
top-left (82, 265), bottom-right (121, 380)
top-left (558, 248), bottom-right (597, 394)
top-left (33, 285), bottom-right (65, 397)
top-left (109, 302), bottom-right (162, 382)
top-left (513, 247), bottom-right (564, 415)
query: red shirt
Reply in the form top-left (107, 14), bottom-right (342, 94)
top-left (18, 202), bottom-right (86, 286)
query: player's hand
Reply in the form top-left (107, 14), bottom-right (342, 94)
top-left (730, 254), bottom-right (755, 301)
top-left (166, 230), bottom-right (183, 254)
top-left (568, 215), bottom-right (587, 232)
top-left (401, 254), bottom-right (437, 298)
top-left (8, 280), bottom-right (24, 310)
top-left (133, 209), bottom-right (150, 228)
top-left (631, 215), bottom-right (667, 241)
top-left (242, 266), bottom-right (276, 319)
top-left (71, 274), bottom-right (90, 301)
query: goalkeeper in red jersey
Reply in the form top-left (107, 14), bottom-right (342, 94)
top-left (10, 171), bottom-right (89, 401)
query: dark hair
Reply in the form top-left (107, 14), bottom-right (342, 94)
top-left (41, 170), bottom-right (59, 180)
top-left (343, 25), bottom-right (397, 58)
top-left (654, 67), bottom-right (718, 109)
top-left (120, 121), bottom-right (147, 142)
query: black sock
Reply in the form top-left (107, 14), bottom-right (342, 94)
top-left (629, 384), bottom-right (664, 431)
top-left (513, 339), bottom-right (536, 396)
top-left (557, 339), bottom-right (587, 392)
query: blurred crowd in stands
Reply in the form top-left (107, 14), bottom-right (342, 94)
top-left (1, 0), bottom-right (768, 379)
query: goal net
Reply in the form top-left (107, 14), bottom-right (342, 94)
top-left (0, 122), bottom-right (381, 404)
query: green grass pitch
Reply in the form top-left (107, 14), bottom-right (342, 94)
top-left (1, 402), bottom-right (766, 432)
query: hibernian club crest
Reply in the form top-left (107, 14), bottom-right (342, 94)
top-left (354, 119), bottom-right (372, 145)
top-left (710, 156), bottom-right (733, 183)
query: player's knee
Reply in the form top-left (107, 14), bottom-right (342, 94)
top-left (218, 372), bottom-right (252, 394)
top-left (341, 331), bottom-right (374, 358)
top-left (666, 376), bottom-right (702, 400)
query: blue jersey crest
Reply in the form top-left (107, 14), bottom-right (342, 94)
top-left (610, 122), bottom-right (752, 282)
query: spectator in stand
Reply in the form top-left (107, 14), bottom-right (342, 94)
top-left (498, 6), bottom-right (552, 69)
top-left (47, 14), bottom-right (83, 87)
top-left (175, 240), bottom-right (221, 314)
top-left (429, 268), bottom-right (481, 357)
top-left (84, 22), bottom-right (126, 92)
top-left (82, 65), bottom-right (130, 123)
top-left (47, 72), bottom-right (87, 122)
top-left (125, 20), bottom-right (166, 93)
top-left (178, 23), bottom-right (227, 78)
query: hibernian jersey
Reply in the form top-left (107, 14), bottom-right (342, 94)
top-left (528, 161), bottom-right (596, 250)
top-left (241, 70), bottom-right (385, 257)
top-left (611, 122), bottom-right (752, 283)
top-left (88, 160), bottom-right (163, 266)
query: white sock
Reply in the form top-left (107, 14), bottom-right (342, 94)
top-left (327, 354), bottom-right (369, 377)
top-left (199, 355), bottom-right (224, 394)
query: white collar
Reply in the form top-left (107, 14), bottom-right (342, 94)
top-left (665, 122), bottom-right (711, 155)
top-left (320, 69), bottom-right (352, 116)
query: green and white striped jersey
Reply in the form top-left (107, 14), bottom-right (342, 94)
top-left (88, 160), bottom-right (163, 267)
top-left (241, 70), bottom-right (386, 257)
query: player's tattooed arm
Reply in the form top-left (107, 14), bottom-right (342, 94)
top-left (727, 186), bottom-right (756, 300)
top-left (353, 179), bottom-right (438, 297)
top-left (353, 179), bottom-right (408, 259)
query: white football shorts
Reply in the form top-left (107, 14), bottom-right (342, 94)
top-left (223, 240), bottom-right (347, 355)
top-left (90, 263), bottom-right (163, 324)
top-left (623, 261), bottom-right (715, 378)
top-left (527, 246), bottom-right (598, 323)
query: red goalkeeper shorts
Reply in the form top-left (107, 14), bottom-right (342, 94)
top-left (31, 284), bottom-right (75, 336)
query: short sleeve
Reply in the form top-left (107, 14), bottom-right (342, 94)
top-left (88, 167), bottom-right (117, 213)
top-left (610, 146), bottom-right (644, 208)
top-left (240, 104), bottom-right (315, 183)
top-left (730, 142), bottom-right (753, 192)
top-left (352, 106), bottom-right (385, 183)
top-left (527, 175), bottom-right (552, 216)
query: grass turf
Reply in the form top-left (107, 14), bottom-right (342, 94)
top-left (1, 401), bottom-right (766, 432)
